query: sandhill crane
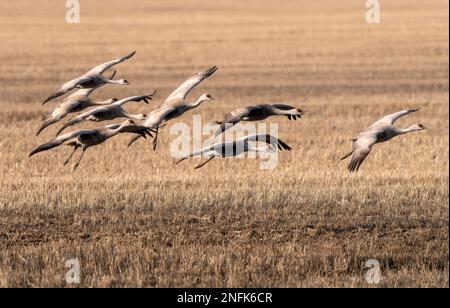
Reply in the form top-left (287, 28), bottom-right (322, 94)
top-left (127, 66), bottom-right (218, 150)
top-left (212, 103), bottom-right (304, 136)
top-left (175, 133), bottom-right (291, 169)
top-left (30, 120), bottom-right (155, 171)
top-left (42, 51), bottom-right (136, 104)
top-left (56, 92), bottom-right (156, 136)
top-left (36, 71), bottom-right (117, 135)
top-left (341, 108), bottom-right (426, 172)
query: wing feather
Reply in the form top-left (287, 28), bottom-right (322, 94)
top-left (57, 106), bottom-right (112, 135)
top-left (239, 134), bottom-right (292, 151)
top-left (29, 129), bottom-right (96, 157)
top-left (213, 107), bottom-right (252, 136)
top-left (369, 108), bottom-right (419, 128)
top-left (164, 66), bottom-right (217, 103)
top-left (86, 51), bottom-right (136, 75)
top-left (42, 76), bottom-right (90, 104)
top-left (348, 134), bottom-right (377, 172)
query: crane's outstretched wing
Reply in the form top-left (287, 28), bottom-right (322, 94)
top-left (64, 70), bottom-right (117, 100)
top-left (127, 105), bottom-right (178, 148)
top-left (164, 66), bottom-right (217, 104)
top-left (29, 129), bottom-right (96, 157)
top-left (369, 109), bottom-right (419, 128)
top-left (271, 103), bottom-right (303, 120)
top-left (347, 134), bottom-right (377, 172)
top-left (58, 92), bottom-right (155, 135)
top-left (86, 51), bottom-right (136, 75)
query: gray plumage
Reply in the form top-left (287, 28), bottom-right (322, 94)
top-left (213, 103), bottom-right (304, 136)
top-left (56, 92), bottom-right (156, 136)
top-left (30, 120), bottom-right (155, 171)
top-left (128, 66), bottom-right (218, 149)
top-left (341, 109), bottom-right (426, 172)
top-left (175, 133), bottom-right (291, 169)
top-left (36, 71), bottom-right (118, 135)
top-left (42, 51), bottom-right (135, 104)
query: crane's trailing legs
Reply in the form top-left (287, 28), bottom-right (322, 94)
top-left (73, 148), bottom-right (87, 171)
top-left (64, 144), bottom-right (80, 166)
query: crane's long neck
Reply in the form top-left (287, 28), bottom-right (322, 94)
top-left (275, 108), bottom-right (296, 115)
top-left (71, 88), bottom-right (95, 98)
top-left (105, 79), bottom-right (124, 85)
top-left (123, 111), bottom-right (145, 120)
top-left (103, 126), bottom-right (123, 138)
top-left (188, 97), bottom-right (207, 109)
top-left (92, 99), bottom-right (115, 106)
top-left (394, 126), bottom-right (419, 136)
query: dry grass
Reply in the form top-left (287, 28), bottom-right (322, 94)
top-left (0, 0), bottom-right (448, 287)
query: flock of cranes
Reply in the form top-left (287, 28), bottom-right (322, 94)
top-left (29, 51), bottom-right (427, 172)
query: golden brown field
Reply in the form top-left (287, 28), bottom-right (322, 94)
top-left (0, 0), bottom-right (448, 288)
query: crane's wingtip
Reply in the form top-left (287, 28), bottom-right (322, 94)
top-left (42, 94), bottom-right (57, 105)
top-left (127, 139), bottom-right (136, 148)
top-left (205, 66), bottom-right (218, 76)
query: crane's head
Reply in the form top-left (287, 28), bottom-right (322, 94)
top-left (137, 113), bottom-right (147, 120)
top-left (199, 93), bottom-right (214, 102)
top-left (121, 119), bottom-right (136, 126)
top-left (408, 123), bottom-right (426, 132)
top-left (117, 79), bottom-right (130, 85)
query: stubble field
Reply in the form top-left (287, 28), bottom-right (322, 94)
top-left (0, 0), bottom-right (448, 287)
